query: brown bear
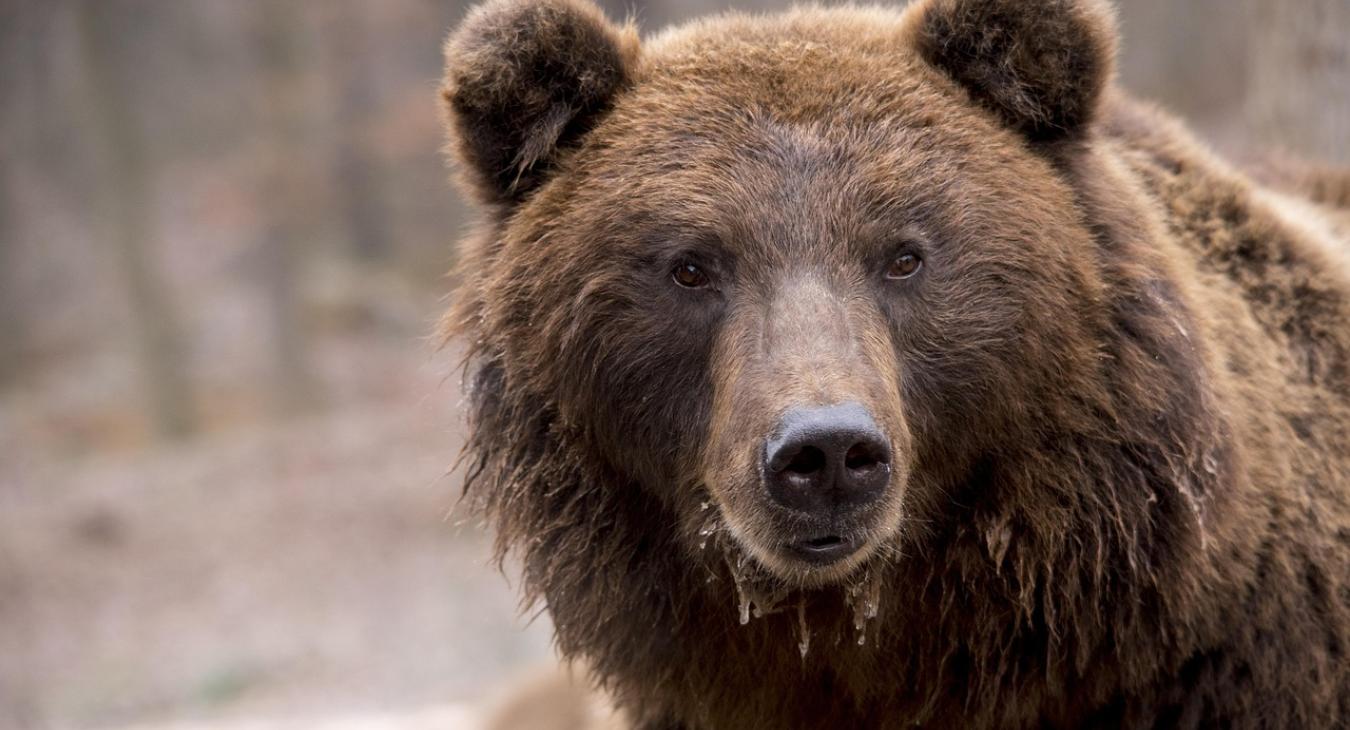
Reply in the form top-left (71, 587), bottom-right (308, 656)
top-left (438, 0), bottom-right (1350, 727)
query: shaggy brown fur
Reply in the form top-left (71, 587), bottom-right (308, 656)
top-left (439, 0), bottom-right (1350, 727)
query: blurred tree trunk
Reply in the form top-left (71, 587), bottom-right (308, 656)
top-left (0, 177), bottom-right (22, 386)
top-left (75, 1), bottom-right (197, 439)
top-left (608, 0), bottom-right (781, 28)
top-left (1115, 0), bottom-right (1249, 129)
top-left (258, 3), bottom-right (322, 416)
top-left (1247, 0), bottom-right (1350, 164)
top-left (0, 51), bottom-right (23, 386)
top-left (329, 10), bottom-right (389, 262)
top-left (0, 12), bottom-right (25, 386)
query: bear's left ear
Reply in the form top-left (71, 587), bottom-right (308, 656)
top-left (909, 0), bottom-right (1118, 141)
top-left (442, 0), bottom-right (639, 206)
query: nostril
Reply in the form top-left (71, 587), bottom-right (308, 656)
top-left (784, 446), bottom-right (827, 475)
top-left (844, 443), bottom-right (885, 471)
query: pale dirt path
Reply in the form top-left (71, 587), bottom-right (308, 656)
top-left (0, 356), bottom-right (553, 730)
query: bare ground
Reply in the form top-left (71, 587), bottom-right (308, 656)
top-left (0, 341), bottom-right (554, 730)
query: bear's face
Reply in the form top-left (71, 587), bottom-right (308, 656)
top-left (444, 0), bottom-right (1117, 586)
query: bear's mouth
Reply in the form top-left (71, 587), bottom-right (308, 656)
top-left (784, 534), bottom-right (859, 565)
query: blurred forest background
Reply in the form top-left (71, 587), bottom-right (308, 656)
top-left (0, 1), bottom-right (1346, 728)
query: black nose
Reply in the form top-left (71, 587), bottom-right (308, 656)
top-left (763, 402), bottom-right (891, 515)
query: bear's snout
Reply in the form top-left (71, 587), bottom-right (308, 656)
top-left (696, 271), bottom-right (910, 579)
top-left (763, 402), bottom-right (891, 518)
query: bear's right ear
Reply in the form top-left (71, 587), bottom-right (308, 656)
top-left (441, 0), bottom-right (638, 206)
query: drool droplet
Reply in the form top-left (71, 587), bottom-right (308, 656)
top-left (797, 598), bottom-right (811, 660)
top-left (847, 568), bottom-right (883, 644)
top-left (698, 518), bottom-right (719, 551)
top-left (731, 556), bottom-right (752, 626)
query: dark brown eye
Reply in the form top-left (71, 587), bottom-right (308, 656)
top-left (672, 262), bottom-right (711, 289)
top-left (885, 253), bottom-right (923, 280)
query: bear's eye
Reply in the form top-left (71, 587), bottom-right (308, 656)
top-left (672, 261), bottom-right (711, 289)
top-left (885, 253), bottom-right (923, 280)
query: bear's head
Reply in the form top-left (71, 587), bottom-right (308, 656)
top-left (442, 0), bottom-right (1216, 599)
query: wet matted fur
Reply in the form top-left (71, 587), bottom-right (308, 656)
top-left (438, 0), bottom-right (1350, 727)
